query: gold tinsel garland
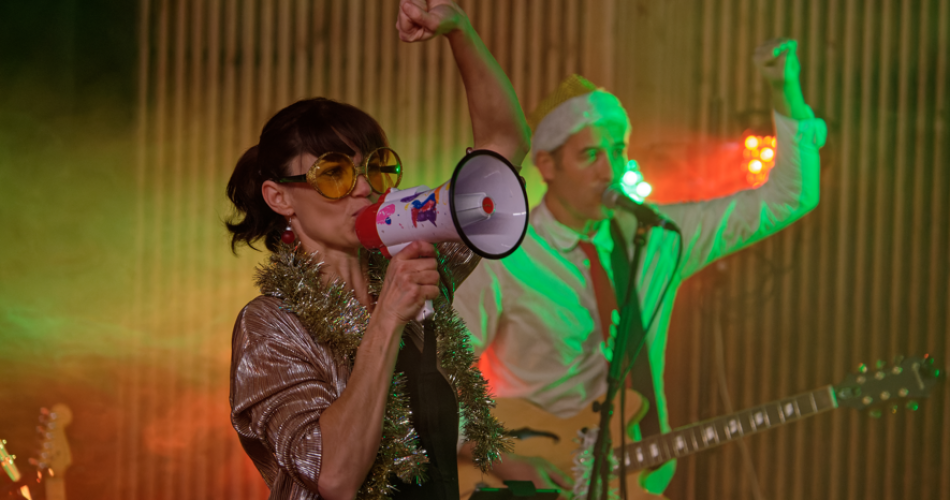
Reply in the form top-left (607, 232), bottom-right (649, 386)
top-left (255, 244), bottom-right (510, 500)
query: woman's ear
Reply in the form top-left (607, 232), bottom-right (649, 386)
top-left (261, 180), bottom-right (295, 217)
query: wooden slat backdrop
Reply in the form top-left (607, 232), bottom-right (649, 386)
top-left (127, 1), bottom-right (948, 499)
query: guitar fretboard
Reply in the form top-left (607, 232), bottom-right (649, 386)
top-left (618, 385), bottom-right (838, 471)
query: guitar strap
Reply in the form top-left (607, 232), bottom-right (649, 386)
top-left (610, 219), bottom-right (661, 438)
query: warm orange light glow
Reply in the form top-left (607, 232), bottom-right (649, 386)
top-left (745, 136), bottom-right (759, 149)
top-left (748, 160), bottom-right (763, 173)
top-left (770, 137), bottom-right (777, 147)
top-left (760, 147), bottom-right (774, 160)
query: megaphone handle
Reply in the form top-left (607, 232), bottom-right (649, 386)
top-left (415, 300), bottom-right (434, 322)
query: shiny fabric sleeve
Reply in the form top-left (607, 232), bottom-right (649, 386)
top-left (657, 110), bottom-right (827, 279)
top-left (231, 296), bottom-right (345, 496)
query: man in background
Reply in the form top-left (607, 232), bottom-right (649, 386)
top-left (456, 38), bottom-right (826, 497)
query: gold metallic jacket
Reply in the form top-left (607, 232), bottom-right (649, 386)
top-left (230, 243), bottom-right (480, 499)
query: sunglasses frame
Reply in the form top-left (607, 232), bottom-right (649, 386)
top-left (274, 146), bottom-right (402, 199)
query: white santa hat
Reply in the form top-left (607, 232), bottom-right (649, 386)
top-left (528, 74), bottom-right (631, 164)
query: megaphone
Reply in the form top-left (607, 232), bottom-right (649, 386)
top-left (356, 150), bottom-right (529, 318)
top-left (357, 149), bottom-right (529, 259)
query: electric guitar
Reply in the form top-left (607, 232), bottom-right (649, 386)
top-left (31, 404), bottom-right (73, 500)
top-left (459, 354), bottom-right (941, 500)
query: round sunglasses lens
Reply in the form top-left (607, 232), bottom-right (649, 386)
top-left (311, 153), bottom-right (356, 198)
top-left (366, 148), bottom-right (402, 193)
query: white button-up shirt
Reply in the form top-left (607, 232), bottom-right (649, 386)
top-left (454, 111), bottom-right (827, 427)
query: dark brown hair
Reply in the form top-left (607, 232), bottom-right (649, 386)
top-left (225, 98), bottom-right (388, 252)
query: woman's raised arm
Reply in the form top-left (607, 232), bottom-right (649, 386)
top-left (397, 0), bottom-right (531, 168)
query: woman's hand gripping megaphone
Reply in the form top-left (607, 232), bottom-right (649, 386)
top-left (356, 183), bottom-right (458, 322)
top-left (374, 241), bottom-right (442, 325)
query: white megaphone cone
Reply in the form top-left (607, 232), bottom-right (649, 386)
top-left (356, 150), bottom-right (529, 319)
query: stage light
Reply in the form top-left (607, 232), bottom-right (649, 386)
top-left (621, 169), bottom-right (642, 187)
top-left (620, 160), bottom-right (652, 202)
top-left (741, 134), bottom-right (776, 187)
top-left (635, 182), bottom-right (653, 198)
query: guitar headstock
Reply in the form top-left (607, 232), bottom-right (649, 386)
top-left (834, 354), bottom-right (941, 416)
top-left (31, 404), bottom-right (73, 479)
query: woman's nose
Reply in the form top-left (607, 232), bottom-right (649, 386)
top-left (351, 174), bottom-right (373, 197)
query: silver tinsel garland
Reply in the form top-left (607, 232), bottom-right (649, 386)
top-left (256, 244), bottom-right (510, 500)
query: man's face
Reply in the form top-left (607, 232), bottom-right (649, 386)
top-left (539, 122), bottom-right (629, 229)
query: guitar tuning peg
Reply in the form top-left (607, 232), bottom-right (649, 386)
top-left (856, 363), bottom-right (868, 374)
top-left (906, 401), bottom-right (919, 411)
top-left (919, 360), bottom-right (941, 378)
top-left (869, 409), bottom-right (883, 418)
top-left (875, 359), bottom-right (886, 369)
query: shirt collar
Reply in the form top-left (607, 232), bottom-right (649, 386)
top-left (532, 199), bottom-right (614, 254)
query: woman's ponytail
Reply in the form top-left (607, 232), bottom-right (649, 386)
top-left (225, 145), bottom-right (285, 252)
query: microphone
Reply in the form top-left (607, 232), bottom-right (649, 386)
top-left (602, 187), bottom-right (679, 232)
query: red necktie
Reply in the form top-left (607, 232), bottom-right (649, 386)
top-left (580, 236), bottom-right (661, 438)
top-left (577, 240), bottom-right (617, 342)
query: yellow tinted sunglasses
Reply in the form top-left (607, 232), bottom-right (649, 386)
top-left (275, 147), bottom-right (402, 199)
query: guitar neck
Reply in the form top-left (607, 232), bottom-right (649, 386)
top-left (618, 385), bottom-right (838, 470)
top-left (46, 477), bottom-right (66, 500)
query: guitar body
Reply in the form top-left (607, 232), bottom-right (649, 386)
top-left (459, 389), bottom-right (666, 499)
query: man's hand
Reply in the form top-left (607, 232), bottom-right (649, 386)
top-left (753, 38), bottom-right (800, 87)
top-left (753, 38), bottom-right (810, 120)
top-left (396, 0), bottom-right (467, 43)
top-left (491, 452), bottom-right (574, 494)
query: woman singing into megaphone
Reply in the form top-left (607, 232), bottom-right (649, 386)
top-left (225, 2), bottom-right (530, 500)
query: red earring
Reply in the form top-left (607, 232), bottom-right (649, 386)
top-left (281, 217), bottom-right (296, 244)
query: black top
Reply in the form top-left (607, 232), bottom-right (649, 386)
top-left (391, 320), bottom-right (460, 500)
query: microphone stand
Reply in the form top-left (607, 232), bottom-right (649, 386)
top-left (586, 220), bottom-right (651, 500)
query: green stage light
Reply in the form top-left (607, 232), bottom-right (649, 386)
top-left (620, 160), bottom-right (652, 202)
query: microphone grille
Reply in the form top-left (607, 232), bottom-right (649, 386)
top-left (601, 187), bottom-right (621, 209)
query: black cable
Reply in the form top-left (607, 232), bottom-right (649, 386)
top-left (617, 226), bottom-right (683, 498)
top-left (589, 225), bottom-right (683, 500)
top-left (617, 228), bottom-right (683, 387)
top-left (606, 227), bottom-right (682, 499)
